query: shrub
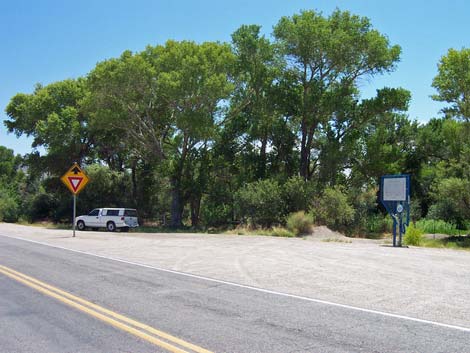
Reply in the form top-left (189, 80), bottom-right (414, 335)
top-left (201, 180), bottom-right (234, 227)
top-left (313, 187), bottom-right (354, 231)
top-left (27, 192), bottom-right (58, 222)
top-left (365, 214), bottom-right (392, 235)
top-left (0, 193), bottom-right (19, 222)
top-left (404, 223), bottom-right (424, 246)
top-left (286, 211), bottom-right (314, 236)
top-left (415, 219), bottom-right (464, 236)
top-left (283, 176), bottom-right (315, 213)
top-left (201, 203), bottom-right (233, 227)
top-left (234, 179), bottom-right (284, 227)
top-left (429, 177), bottom-right (470, 228)
top-left (348, 187), bottom-right (379, 235)
top-left (271, 227), bottom-right (296, 238)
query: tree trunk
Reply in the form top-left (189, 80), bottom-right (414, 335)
top-left (258, 135), bottom-right (268, 179)
top-left (190, 195), bottom-right (201, 227)
top-left (170, 133), bottom-right (189, 228)
top-left (131, 161), bottom-right (138, 206)
top-left (170, 178), bottom-right (184, 228)
top-left (300, 119), bottom-right (309, 180)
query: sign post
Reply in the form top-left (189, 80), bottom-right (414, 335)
top-left (379, 174), bottom-right (410, 247)
top-left (60, 163), bottom-right (89, 237)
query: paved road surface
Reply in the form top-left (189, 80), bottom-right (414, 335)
top-left (0, 234), bottom-right (469, 352)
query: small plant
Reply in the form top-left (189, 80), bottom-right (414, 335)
top-left (404, 223), bottom-right (424, 246)
top-left (286, 211), bottom-right (314, 236)
top-left (415, 219), bottom-right (466, 236)
top-left (271, 227), bottom-right (296, 238)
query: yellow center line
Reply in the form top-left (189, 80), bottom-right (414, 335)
top-left (0, 264), bottom-right (214, 353)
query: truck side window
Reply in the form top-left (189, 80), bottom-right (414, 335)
top-left (89, 209), bottom-right (100, 216)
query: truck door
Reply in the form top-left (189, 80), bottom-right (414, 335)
top-left (87, 208), bottom-right (101, 227)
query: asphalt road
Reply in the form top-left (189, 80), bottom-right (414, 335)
top-left (1, 234), bottom-right (469, 353)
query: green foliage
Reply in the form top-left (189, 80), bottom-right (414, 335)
top-left (348, 187), bottom-right (379, 235)
top-left (404, 223), bottom-right (424, 246)
top-left (5, 80), bottom-right (90, 175)
top-left (5, 11), bottom-right (470, 235)
top-left (313, 187), bottom-right (355, 231)
top-left (415, 219), bottom-right (464, 236)
top-left (201, 201), bottom-right (233, 227)
top-left (77, 164), bottom-right (133, 214)
top-left (0, 146), bottom-right (24, 223)
top-left (0, 190), bottom-right (20, 222)
top-left (364, 215), bottom-right (392, 237)
top-left (0, 146), bottom-right (22, 180)
top-left (273, 9), bottom-right (401, 179)
top-left (26, 192), bottom-right (58, 222)
top-left (286, 211), bottom-right (314, 236)
top-left (234, 179), bottom-right (284, 227)
top-left (283, 176), bottom-right (315, 213)
top-left (432, 48), bottom-right (470, 120)
top-left (428, 177), bottom-right (470, 228)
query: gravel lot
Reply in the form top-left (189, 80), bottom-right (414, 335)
top-left (1, 222), bottom-right (469, 329)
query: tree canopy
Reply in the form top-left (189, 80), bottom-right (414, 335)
top-left (3, 9), bottom-right (470, 234)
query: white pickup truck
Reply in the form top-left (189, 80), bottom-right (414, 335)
top-left (75, 208), bottom-right (139, 232)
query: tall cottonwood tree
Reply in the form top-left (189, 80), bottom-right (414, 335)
top-left (318, 87), bottom-right (411, 187)
top-left (143, 40), bottom-right (234, 227)
top-left (432, 48), bottom-right (470, 121)
top-left (88, 41), bottom-right (234, 227)
top-left (230, 24), bottom-right (283, 179)
top-left (5, 79), bottom-right (91, 175)
top-left (273, 9), bottom-right (401, 180)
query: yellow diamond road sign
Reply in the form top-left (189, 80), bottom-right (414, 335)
top-left (60, 163), bottom-right (89, 195)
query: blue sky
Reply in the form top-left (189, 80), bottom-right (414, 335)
top-left (1, 0), bottom-right (468, 155)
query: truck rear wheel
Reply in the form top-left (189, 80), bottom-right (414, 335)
top-left (106, 221), bottom-right (116, 232)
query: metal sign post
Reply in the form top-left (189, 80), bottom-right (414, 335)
top-left (379, 174), bottom-right (411, 247)
top-left (73, 195), bottom-right (76, 237)
top-left (60, 163), bottom-right (90, 237)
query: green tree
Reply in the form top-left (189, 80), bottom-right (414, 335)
top-left (318, 87), bottom-right (411, 187)
top-left (86, 51), bottom-right (168, 165)
top-left (273, 9), bottom-right (401, 180)
top-left (230, 24), bottom-right (286, 179)
top-left (0, 146), bottom-right (24, 222)
top-left (86, 51), bottom-right (168, 212)
top-left (349, 111), bottom-right (418, 188)
top-left (416, 118), bottom-right (470, 216)
top-left (144, 40), bottom-right (235, 227)
top-left (432, 48), bottom-right (470, 120)
top-left (5, 79), bottom-right (91, 174)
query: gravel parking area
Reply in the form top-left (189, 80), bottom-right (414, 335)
top-left (1, 223), bottom-right (469, 328)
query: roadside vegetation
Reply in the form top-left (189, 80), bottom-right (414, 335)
top-left (2, 9), bottom-right (470, 246)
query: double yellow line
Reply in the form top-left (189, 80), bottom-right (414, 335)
top-left (0, 264), bottom-right (213, 353)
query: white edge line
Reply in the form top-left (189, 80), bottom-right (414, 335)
top-left (2, 233), bottom-right (470, 334)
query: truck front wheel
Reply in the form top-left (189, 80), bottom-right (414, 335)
top-left (77, 221), bottom-right (86, 231)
